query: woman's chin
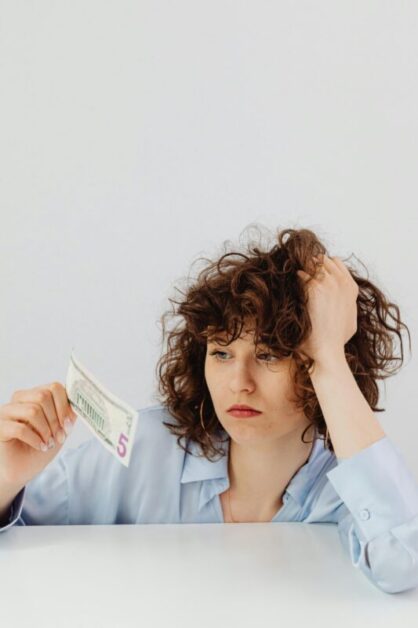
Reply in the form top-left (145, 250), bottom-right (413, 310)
top-left (226, 421), bottom-right (268, 443)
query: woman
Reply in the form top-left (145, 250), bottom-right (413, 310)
top-left (1, 226), bottom-right (417, 594)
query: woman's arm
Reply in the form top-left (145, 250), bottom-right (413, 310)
top-left (309, 352), bottom-right (386, 459)
top-left (323, 431), bottom-right (418, 594)
top-left (297, 254), bottom-right (418, 593)
top-left (296, 253), bottom-right (386, 458)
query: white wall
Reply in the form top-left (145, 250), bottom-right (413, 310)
top-left (1, 1), bottom-right (417, 476)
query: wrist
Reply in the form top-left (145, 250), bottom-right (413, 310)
top-left (310, 348), bottom-right (347, 374)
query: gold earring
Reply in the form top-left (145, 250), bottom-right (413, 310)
top-left (325, 425), bottom-right (331, 449)
top-left (199, 397), bottom-right (207, 432)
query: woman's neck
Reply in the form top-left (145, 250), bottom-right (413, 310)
top-left (227, 423), bottom-right (315, 509)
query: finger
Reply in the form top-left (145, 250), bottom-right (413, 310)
top-left (331, 255), bottom-right (351, 277)
top-left (308, 259), bottom-right (328, 284)
top-left (0, 403), bottom-right (52, 447)
top-left (318, 254), bottom-right (338, 275)
top-left (12, 387), bottom-right (61, 441)
top-left (45, 381), bottom-right (76, 435)
top-left (331, 257), bottom-right (359, 292)
top-left (0, 416), bottom-right (49, 452)
top-left (296, 269), bottom-right (311, 281)
top-left (309, 255), bottom-right (330, 280)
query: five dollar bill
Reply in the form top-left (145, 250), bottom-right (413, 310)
top-left (65, 350), bottom-right (138, 467)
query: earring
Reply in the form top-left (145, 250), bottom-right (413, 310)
top-left (199, 396), bottom-right (207, 433)
top-left (325, 425), bottom-right (331, 450)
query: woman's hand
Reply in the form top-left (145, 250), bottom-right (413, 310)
top-left (296, 253), bottom-right (359, 365)
top-left (0, 382), bottom-right (78, 490)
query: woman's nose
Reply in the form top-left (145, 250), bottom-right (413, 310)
top-left (228, 366), bottom-right (256, 391)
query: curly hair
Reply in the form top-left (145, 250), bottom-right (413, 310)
top-left (153, 224), bottom-right (412, 461)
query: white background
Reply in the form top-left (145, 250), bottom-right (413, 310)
top-left (1, 1), bottom-right (417, 476)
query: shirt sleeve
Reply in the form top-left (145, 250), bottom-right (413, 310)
top-left (0, 435), bottom-right (129, 531)
top-left (326, 435), bottom-right (418, 594)
top-left (0, 444), bottom-right (73, 531)
top-left (0, 405), bottom-right (184, 530)
top-left (0, 487), bottom-right (26, 532)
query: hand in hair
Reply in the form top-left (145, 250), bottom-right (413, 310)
top-left (296, 253), bottom-right (359, 365)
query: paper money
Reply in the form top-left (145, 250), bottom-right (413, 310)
top-left (65, 350), bottom-right (138, 467)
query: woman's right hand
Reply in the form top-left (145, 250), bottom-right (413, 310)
top-left (0, 382), bottom-right (78, 490)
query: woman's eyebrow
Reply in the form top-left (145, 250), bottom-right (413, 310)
top-left (207, 334), bottom-right (228, 343)
top-left (207, 338), bottom-right (272, 350)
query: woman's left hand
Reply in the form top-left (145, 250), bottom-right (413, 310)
top-left (296, 253), bottom-right (359, 365)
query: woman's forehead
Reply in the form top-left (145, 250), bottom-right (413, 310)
top-left (206, 329), bottom-right (261, 345)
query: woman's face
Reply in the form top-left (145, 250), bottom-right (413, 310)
top-left (204, 329), bottom-right (311, 445)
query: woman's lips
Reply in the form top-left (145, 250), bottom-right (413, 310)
top-left (227, 409), bottom-right (262, 418)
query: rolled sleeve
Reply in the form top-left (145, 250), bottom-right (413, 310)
top-left (326, 436), bottom-right (418, 542)
top-left (326, 435), bottom-right (418, 593)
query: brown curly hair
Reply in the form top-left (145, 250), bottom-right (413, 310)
top-left (153, 224), bottom-right (412, 461)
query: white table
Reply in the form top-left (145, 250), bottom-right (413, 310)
top-left (1, 522), bottom-right (417, 628)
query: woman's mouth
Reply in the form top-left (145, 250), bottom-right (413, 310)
top-left (227, 409), bottom-right (262, 418)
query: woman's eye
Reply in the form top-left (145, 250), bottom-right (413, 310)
top-left (209, 351), bottom-right (278, 362)
top-left (210, 350), bottom-right (229, 361)
top-left (260, 353), bottom-right (279, 362)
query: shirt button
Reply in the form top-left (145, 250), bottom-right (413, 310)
top-left (283, 493), bottom-right (289, 503)
top-left (359, 508), bottom-right (370, 521)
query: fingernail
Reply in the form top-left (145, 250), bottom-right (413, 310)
top-left (47, 437), bottom-right (55, 449)
top-left (56, 429), bottom-right (66, 444)
top-left (40, 442), bottom-right (48, 452)
top-left (64, 419), bottom-right (73, 435)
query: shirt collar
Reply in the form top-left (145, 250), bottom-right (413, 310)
top-left (180, 433), bottom-right (230, 483)
top-left (284, 431), bottom-right (333, 507)
top-left (180, 427), bottom-right (333, 511)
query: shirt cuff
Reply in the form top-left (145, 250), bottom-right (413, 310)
top-left (0, 486), bottom-right (26, 531)
top-left (326, 435), bottom-right (418, 542)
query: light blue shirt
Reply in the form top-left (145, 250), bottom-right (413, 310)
top-left (1, 404), bottom-right (418, 594)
